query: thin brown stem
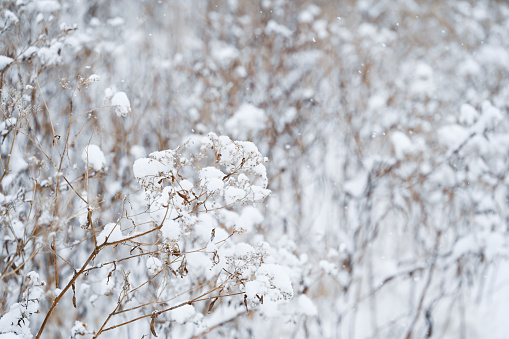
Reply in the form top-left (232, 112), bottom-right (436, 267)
top-left (35, 246), bottom-right (102, 339)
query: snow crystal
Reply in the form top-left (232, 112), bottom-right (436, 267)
top-left (0, 56), bottom-right (14, 71)
top-left (96, 223), bottom-right (124, 245)
top-left (82, 145), bottom-right (106, 171)
top-left (111, 92), bottom-right (131, 117)
top-left (170, 305), bottom-right (195, 324)
top-left (225, 104), bottom-right (266, 140)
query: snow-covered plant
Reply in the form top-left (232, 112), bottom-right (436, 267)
top-left (23, 127), bottom-right (292, 338)
top-left (103, 132), bottom-right (293, 337)
top-left (0, 66), bottom-right (293, 337)
top-left (0, 272), bottom-right (45, 339)
top-left (3, 0), bottom-right (509, 337)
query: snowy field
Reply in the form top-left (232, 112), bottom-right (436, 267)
top-left (1, 0), bottom-right (509, 338)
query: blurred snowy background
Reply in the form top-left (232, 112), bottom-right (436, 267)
top-left (1, 0), bottom-right (509, 338)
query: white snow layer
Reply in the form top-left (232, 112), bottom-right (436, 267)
top-left (96, 223), bottom-right (124, 245)
top-left (111, 92), bottom-right (131, 117)
top-left (82, 145), bottom-right (106, 171)
top-left (146, 256), bottom-right (163, 276)
top-left (297, 294), bottom-right (318, 316)
top-left (210, 41), bottom-right (240, 69)
top-left (225, 103), bottom-right (267, 140)
top-left (170, 305), bottom-right (195, 324)
top-left (199, 167), bottom-right (225, 193)
top-left (0, 56), bottom-right (14, 71)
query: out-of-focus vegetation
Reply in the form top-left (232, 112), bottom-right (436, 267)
top-left (1, 0), bottom-right (509, 338)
